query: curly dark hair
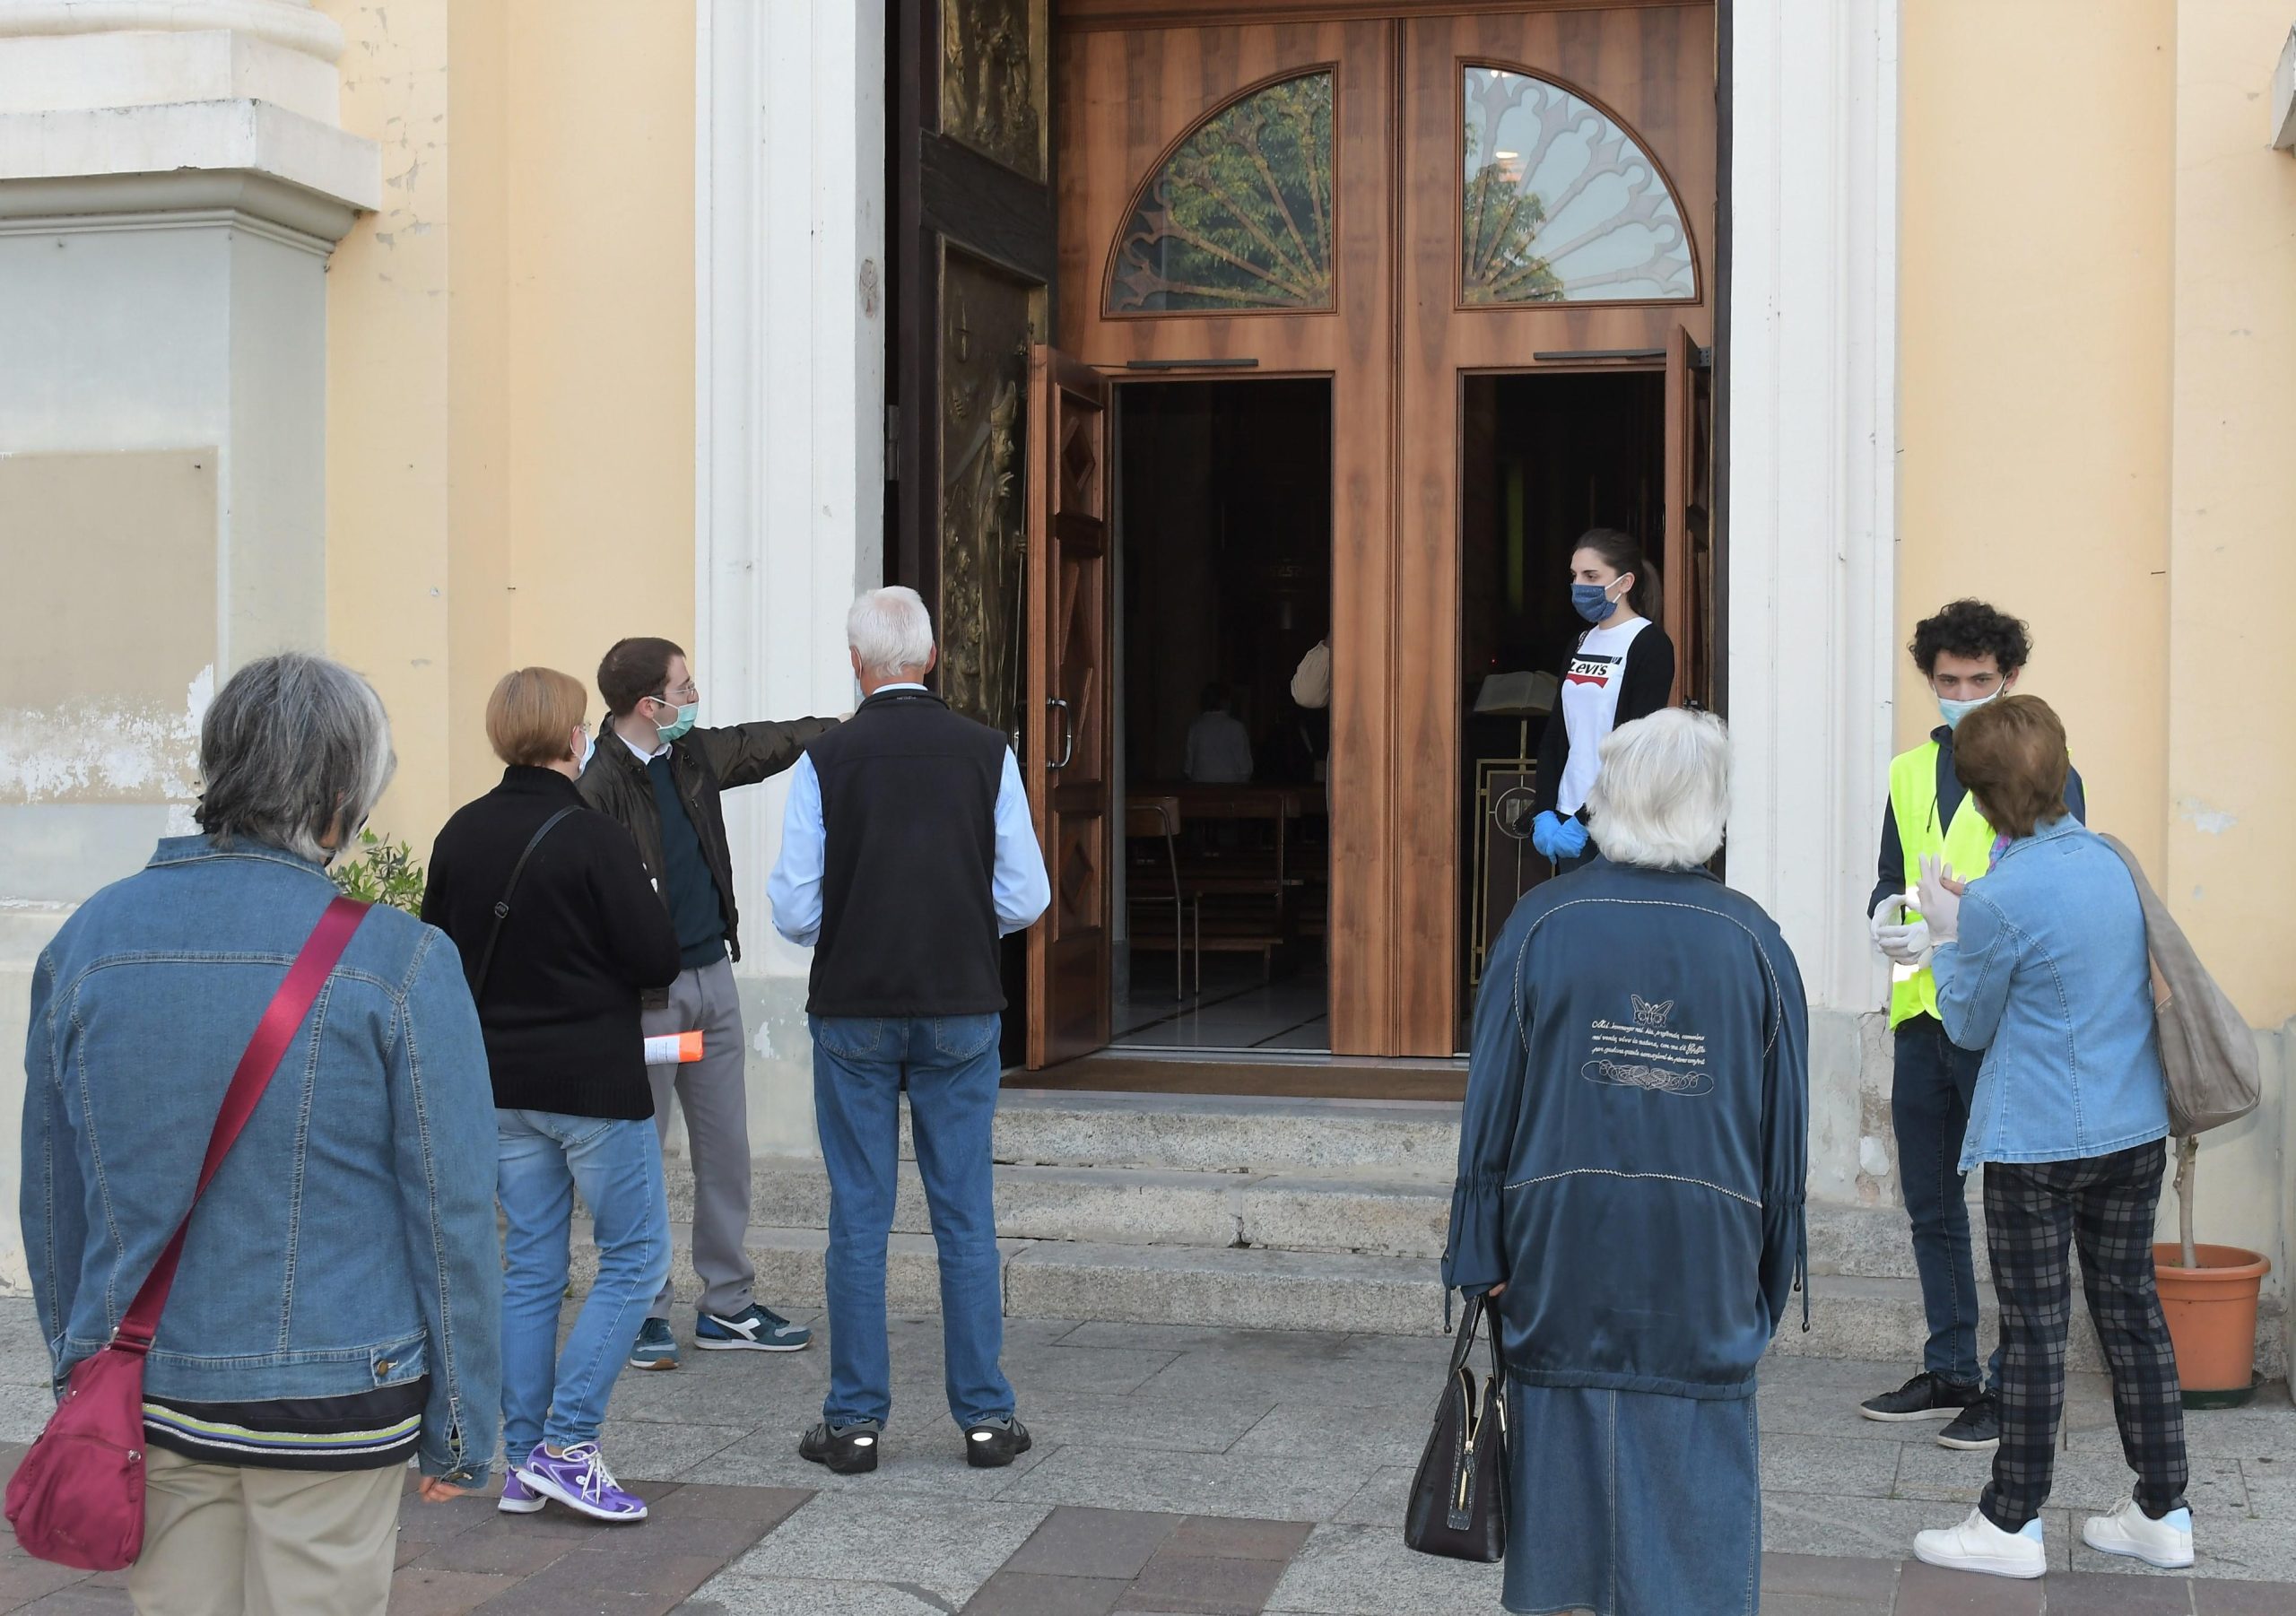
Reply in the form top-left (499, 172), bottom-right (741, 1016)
top-left (1909, 599), bottom-right (2031, 678)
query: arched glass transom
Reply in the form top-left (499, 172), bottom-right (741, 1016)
top-left (1461, 66), bottom-right (1693, 305)
top-left (1108, 70), bottom-right (1335, 315)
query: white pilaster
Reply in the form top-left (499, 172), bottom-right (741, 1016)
top-left (697, 0), bottom-right (886, 1150)
top-left (1725, 0), bottom-right (1898, 1018)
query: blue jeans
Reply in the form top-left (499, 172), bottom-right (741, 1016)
top-left (1893, 1018), bottom-right (2003, 1390)
top-left (811, 1012), bottom-right (1013, 1430)
top-left (497, 1109), bottom-right (671, 1454)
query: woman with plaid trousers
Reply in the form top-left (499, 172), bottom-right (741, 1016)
top-left (1904, 695), bottom-right (2192, 1582)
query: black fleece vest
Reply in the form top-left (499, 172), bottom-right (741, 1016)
top-left (804, 691), bottom-right (1008, 1018)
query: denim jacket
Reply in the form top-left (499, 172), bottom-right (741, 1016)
top-left (1934, 816), bottom-right (2170, 1172)
top-left (21, 838), bottom-right (501, 1482)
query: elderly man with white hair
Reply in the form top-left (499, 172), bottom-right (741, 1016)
top-left (768, 586), bottom-right (1051, 1477)
top-left (1440, 708), bottom-right (1809, 1616)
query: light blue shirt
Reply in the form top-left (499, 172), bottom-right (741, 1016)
top-left (767, 684), bottom-right (1051, 947)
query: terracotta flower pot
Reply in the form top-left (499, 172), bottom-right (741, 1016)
top-left (2152, 1243), bottom-right (2271, 1396)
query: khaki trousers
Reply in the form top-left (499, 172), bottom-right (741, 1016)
top-left (130, 1447), bottom-right (404, 1616)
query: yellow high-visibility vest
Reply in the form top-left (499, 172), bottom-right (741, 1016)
top-left (1886, 741), bottom-right (1998, 1029)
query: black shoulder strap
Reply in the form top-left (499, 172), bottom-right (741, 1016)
top-left (472, 806), bottom-right (580, 1003)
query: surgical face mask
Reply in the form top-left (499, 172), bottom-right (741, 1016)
top-left (1937, 688), bottom-right (2000, 730)
top-left (650, 696), bottom-right (698, 743)
top-left (1572, 578), bottom-right (1624, 625)
top-left (571, 726), bottom-right (595, 773)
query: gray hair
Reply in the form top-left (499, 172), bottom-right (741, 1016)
top-left (1587, 708), bottom-right (1730, 870)
top-left (195, 653), bottom-right (396, 864)
top-left (847, 586), bottom-right (936, 679)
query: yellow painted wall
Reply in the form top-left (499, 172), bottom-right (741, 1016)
top-left (326, 0), bottom-right (457, 841)
top-left (1901, 1), bottom-right (2295, 1030)
top-left (323, 0), bottom-right (696, 857)
top-left (2165, 5), bottom-right (2296, 1028)
top-left (1899, 0), bottom-right (2176, 878)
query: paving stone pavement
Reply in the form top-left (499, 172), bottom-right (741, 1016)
top-left (0, 1299), bottom-right (2289, 1612)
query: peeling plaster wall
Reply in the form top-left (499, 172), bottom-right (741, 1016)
top-left (0, 222), bottom-right (329, 904)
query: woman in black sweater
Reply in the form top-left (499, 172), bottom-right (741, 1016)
top-left (422, 667), bottom-right (682, 1525)
top-left (1533, 528), bottom-right (1677, 874)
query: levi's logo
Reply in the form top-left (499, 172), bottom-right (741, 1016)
top-left (1565, 652), bottom-right (1620, 687)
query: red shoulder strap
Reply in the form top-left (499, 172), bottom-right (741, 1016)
top-left (114, 895), bottom-right (370, 1353)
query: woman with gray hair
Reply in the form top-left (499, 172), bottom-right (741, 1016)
top-left (21, 653), bottom-right (500, 1615)
top-left (1443, 708), bottom-right (1808, 1614)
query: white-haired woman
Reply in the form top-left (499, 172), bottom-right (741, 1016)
top-left (1444, 708), bottom-right (1808, 1615)
top-left (22, 653), bottom-right (500, 1615)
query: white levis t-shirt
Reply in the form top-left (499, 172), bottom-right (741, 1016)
top-left (1554, 616), bottom-right (1650, 815)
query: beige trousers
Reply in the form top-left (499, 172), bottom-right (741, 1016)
top-left (130, 1447), bottom-right (404, 1616)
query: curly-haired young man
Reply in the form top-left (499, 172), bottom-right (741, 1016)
top-left (1857, 600), bottom-right (2086, 1452)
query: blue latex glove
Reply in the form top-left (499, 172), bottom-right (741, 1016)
top-left (1533, 812), bottom-right (1589, 860)
top-left (1553, 814), bottom-right (1589, 859)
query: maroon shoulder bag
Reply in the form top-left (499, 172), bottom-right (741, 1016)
top-left (6, 896), bottom-right (370, 1570)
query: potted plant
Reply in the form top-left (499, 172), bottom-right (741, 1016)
top-left (2152, 1135), bottom-right (2272, 1409)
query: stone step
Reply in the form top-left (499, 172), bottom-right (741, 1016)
top-left (570, 1222), bottom-right (1445, 1335)
top-left (988, 1090), bottom-right (1462, 1174)
top-left (571, 1223), bottom-right (2287, 1377)
top-left (693, 1158), bottom-right (1454, 1260)
top-left (1806, 1200), bottom-right (1991, 1282)
top-left (1771, 1273), bottom-right (2289, 1380)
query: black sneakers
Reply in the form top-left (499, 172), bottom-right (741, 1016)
top-left (799, 1416), bottom-right (1033, 1473)
top-left (1937, 1392), bottom-right (2002, 1453)
top-left (798, 1421), bottom-right (881, 1474)
top-left (1860, 1370), bottom-right (1984, 1422)
top-left (964, 1417), bottom-right (1033, 1469)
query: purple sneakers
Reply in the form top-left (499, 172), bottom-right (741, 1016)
top-left (512, 1442), bottom-right (648, 1524)
top-left (499, 1471), bottom-right (544, 1515)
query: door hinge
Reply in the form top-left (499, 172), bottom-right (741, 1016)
top-left (884, 404), bottom-right (900, 481)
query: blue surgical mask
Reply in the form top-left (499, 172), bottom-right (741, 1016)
top-left (1937, 689), bottom-right (2000, 730)
top-left (572, 726), bottom-right (596, 773)
top-left (653, 699), bottom-right (698, 743)
top-left (1572, 581), bottom-right (1622, 625)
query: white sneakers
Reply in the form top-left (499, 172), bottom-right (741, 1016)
top-left (1914, 1499), bottom-right (2196, 1578)
top-left (1913, 1508), bottom-right (2048, 1578)
top-left (2082, 1499), bottom-right (2196, 1569)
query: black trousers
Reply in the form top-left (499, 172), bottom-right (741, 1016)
top-left (1980, 1140), bottom-right (2188, 1532)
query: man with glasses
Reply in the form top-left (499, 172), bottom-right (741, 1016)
top-left (583, 638), bottom-right (838, 1370)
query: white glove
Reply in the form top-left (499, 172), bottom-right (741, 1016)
top-left (1870, 893), bottom-right (1931, 966)
top-left (1917, 855), bottom-right (1963, 945)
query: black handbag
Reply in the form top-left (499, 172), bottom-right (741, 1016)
top-left (1404, 1290), bottom-right (1509, 1562)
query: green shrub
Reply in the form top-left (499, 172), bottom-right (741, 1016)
top-left (331, 829), bottom-right (426, 914)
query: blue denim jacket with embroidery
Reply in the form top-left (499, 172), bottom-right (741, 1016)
top-left (1934, 816), bottom-right (2170, 1172)
top-left (1444, 859), bottom-right (1809, 1399)
top-left (21, 837), bottom-right (501, 1482)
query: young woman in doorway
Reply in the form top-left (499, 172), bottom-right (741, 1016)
top-left (1532, 529), bottom-right (1677, 873)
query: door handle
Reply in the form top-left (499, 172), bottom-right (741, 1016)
top-left (1048, 696), bottom-right (1075, 770)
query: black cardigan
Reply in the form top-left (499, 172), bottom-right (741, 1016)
top-left (422, 768), bottom-right (683, 1120)
top-left (1533, 621), bottom-right (1677, 821)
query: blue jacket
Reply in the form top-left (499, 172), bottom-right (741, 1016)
top-left (21, 838), bottom-right (502, 1482)
top-left (1934, 816), bottom-right (2170, 1171)
top-left (1444, 859), bottom-right (1808, 1399)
